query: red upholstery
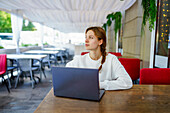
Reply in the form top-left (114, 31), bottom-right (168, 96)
top-left (140, 68), bottom-right (170, 85)
top-left (108, 52), bottom-right (122, 57)
top-left (81, 52), bottom-right (122, 57)
top-left (0, 54), bottom-right (10, 93)
top-left (0, 54), bottom-right (7, 75)
top-left (119, 58), bottom-right (140, 81)
top-left (81, 52), bottom-right (89, 55)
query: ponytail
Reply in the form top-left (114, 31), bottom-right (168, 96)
top-left (98, 44), bottom-right (107, 72)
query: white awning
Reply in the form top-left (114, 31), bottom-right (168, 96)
top-left (0, 0), bottom-right (136, 33)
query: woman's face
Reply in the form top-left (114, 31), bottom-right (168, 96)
top-left (85, 30), bottom-right (103, 51)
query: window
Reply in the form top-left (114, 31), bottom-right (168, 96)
top-left (154, 0), bottom-right (170, 68)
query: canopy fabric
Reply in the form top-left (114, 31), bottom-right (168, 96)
top-left (11, 10), bottom-right (23, 54)
top-left (0, 0), bottom-right (136, 33)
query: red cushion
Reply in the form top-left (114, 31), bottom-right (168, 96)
top-left (81, 52), bottom-right (89, 55)
top-left (119, 58), bottom-right (140, 81)
top-left (140, 68), bottom-right (170, 85)
top-left (108, 52), bottom-right (122, 57)
top-left (0, 54), bottom-right (7, 75)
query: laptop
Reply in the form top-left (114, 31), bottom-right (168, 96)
top-left (52, 67), bottom-right (105, 101)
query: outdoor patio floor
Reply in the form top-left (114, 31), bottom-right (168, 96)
top-left (0, 63), bottom-right (67, 113)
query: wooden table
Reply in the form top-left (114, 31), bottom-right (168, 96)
top-left (34, 85), bottom-right (170, 113)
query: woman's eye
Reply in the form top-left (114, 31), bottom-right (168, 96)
top-left (89, 36), bottom-right (93, 39)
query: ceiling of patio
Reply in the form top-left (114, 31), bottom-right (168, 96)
top-left (0, 0), bottom-right (136, 33)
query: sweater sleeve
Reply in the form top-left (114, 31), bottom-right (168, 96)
top-left (100, 56), bottom-right (133, 90)
top-left (65, 55), bottom-right (79, 67)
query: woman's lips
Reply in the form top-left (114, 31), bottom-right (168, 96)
top-left (85, 44), bottom-right (89, 46)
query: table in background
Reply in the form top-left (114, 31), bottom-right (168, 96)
top-left (7, 54), bottom-right (47, 59)
top-left (43, 48), bottom-right (66, 51)
top-left (43, 48), bottom-right (68, 64)
top-left (24, 50), bottom-right (60, 64)
top-left (23, 50), bottom-right (59, 55)
top-left (34, 85), bottom-right (170, 113)
top-left (7, 54), bottom-right (47, 81)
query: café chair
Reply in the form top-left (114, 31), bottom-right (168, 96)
top-left (55, 51), bottom-right (66, 64)
top-left (140, 68), bottom-right (170, 85)
top-left (7, 59), bottom-right (18, 81)
top-left (119, 58), bottom-right (140, 84)
top-left (38, 55), bottom-right (51, 69)
top-left (62, 49), bottom-right (69, 64)
top-left (6, 66), bottom-right (18, 88)
top-left (15, 59), bottom-right (40, 88)
top-left (33, 57), bottom-right (49, 78)
top-left (0, 54), bottom-right (10, 93)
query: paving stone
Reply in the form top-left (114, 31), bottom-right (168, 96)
top-left (0, 66), bottom-right (55, 113)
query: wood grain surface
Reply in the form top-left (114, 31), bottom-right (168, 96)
top-left (35, 85), bottom-right (170, 113)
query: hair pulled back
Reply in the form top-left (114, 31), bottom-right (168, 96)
top-left (85, 26), bottom-right (107, 72)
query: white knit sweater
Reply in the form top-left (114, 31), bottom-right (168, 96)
top-left (66, 53), bottom-right (133, 90)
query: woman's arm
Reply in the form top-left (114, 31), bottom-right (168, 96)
top-left (100, 56), bottom-right (133, 90)
top-left (66, 55), bottom-right (79, 67)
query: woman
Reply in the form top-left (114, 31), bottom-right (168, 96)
top-left (66, 26), bottom-right (133, 90)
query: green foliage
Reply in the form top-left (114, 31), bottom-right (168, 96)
top-left (141, 0), bottom-right (157, 33)
top-left (22, 20), bottom-right (37, 31)
top-left (103, 12), bottom-right (122, 40)
top-left (21, 43), bottom-right (31, 47)
top-left (102, 23), bottom-right (107, 31)
top-left (0, 46), bottom-right (4, 49)
top-left (21, 43), bottom-right (38, 47)
top-left (56, 33), bottom-right (58, 37)
top-left (107, 19), bottom-right (112, 26)
top-left (0, 11), bottom-right (36, 33)
top-left (43, 42), bottom-right (49, 45)
top-left (114, 12), bottom-right (122, 40)
top-left (0, 11), bottom-right (12, 33)
top-left (106, 13), bottom-right (114, 26)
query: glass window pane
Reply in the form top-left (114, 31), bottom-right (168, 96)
top-left (155, 0), bottom-right (170, 68)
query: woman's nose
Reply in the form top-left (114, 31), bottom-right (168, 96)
top-left (85, 38), bottom-right (89, 43)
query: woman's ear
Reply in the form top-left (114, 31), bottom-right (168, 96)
top-left (98, 39), bottom-right (103, 46)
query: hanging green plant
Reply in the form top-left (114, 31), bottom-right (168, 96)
top-left (141, 0), bottom-right (157, 33)
top-left (106, 13), bottom-right (114, 26)
top-left (114, 12), bottom-right (122, 40)
top-left (103, 12), bottom-right (122, 40)
top-left (102, 23), bottom-right (107, 31)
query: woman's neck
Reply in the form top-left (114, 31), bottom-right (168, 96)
top-left (89, 50), bottom-right (102, 60)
